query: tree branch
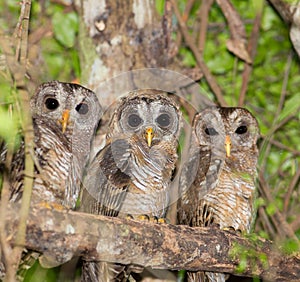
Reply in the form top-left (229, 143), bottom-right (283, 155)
top-left (0, 1), bottom-right (33, 280)
top-left (4, 203), bottom-right (300, 281)
top-left (170, 0), bottom-right (227, 107)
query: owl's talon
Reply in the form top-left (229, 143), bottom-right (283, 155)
top-left (36, 201), bottom-right (65, 211)
top-left (157, 217), bottom-right (168, 224)
top-left (137, 214), bottom-right (150, 221)
top-left (150, 216), bottom-right (159, 223)
top-left (222, 226), bottom-right (236, 232)
top-left (126, 214), bottom-right (134, 220)
top-left (134, 215), bottom-right (167, 223)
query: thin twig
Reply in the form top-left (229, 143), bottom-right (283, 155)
top-left (283, 166), bottom-right (300, 215)
top-left (12, 0), bottom-right (33, 262)
top-left (0, 144), bottom-right (15, 281)
top-left (182, 0), bottom-right (195, 22)
top-left (260, 115), bottom-right (295, 172)
top-left (198, 0), bottom-right (214, 53)
top-left (0, 1), bottom-right (33, 280)
top-left (258, 172), bottom-right (299, 241)
top-left (257, 207), bottom-right (276, 238)
top-left (266, 138), bottom-right (300, 156)
top-left (238, 5), bottom-right (263, 106)
top-left (174, 0), bottom-right (195, 58)
top-left (291, 216), bottom-right (300, 232)
top-left (171, 0), bottom-right (227, 106)
top-left (276, 52), bottom-right (293, 117)
top-left (259, 52), bottom-right (293, 171)
top-left (163, 0), bottom-right (172, 51)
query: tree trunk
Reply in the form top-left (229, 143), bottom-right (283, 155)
top-left (74, 0), bottom-right (176, 107)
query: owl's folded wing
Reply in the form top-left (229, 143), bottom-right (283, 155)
top-left (80, 139), bottom-right (131, 217)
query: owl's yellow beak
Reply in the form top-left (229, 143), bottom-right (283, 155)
top-left (225, 135), bottom-right (231, 157)
top-left (60, 109), bottom-right (70, 133)
top-left (145, 127), bottom-right (154, 147)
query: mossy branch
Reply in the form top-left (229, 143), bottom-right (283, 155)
top-left (4, 203), bottom-right (300, 282)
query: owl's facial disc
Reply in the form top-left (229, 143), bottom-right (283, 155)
top-left (145, 127), bottom-right (154, 147)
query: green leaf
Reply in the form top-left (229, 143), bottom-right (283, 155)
top-left (179, 48), bottom-right (196, 67)
top-left (155, 0), bottom-right (164, 15)
top-left (278, 94), bottom-right (300, 122)
top-left (252, 0), bottom-right (264, 13)
top-left (0, 107), bottom-right (18, 144)
top-left (280, 238), bottom-right (300, 255)
top-left (236, 254), bottom-right (248, 273)
top-left (255, 197), bottom-right (265, 209)
top-left (52, 11), bottom-right (78, 48)
top-left (24, 260), bottom-right (59, 282)
top-left (266, 202), bottom-right (277, 216)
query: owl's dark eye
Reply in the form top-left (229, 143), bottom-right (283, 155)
top-left (45, 98), bottom-right (59, 110)
top-left (205, 127), bottom-right (218, 136)
top-left (156, 113), bottom-right (171, 128)
top-left (235, 125), bottom-right (247, 134)
top-left (76, 103), bottom-right (89, 115)
top-left (128, 114), bottom-right (142, 127)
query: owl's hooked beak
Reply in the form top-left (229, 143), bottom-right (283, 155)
top-left (145, 127), bottom-right (154, 147)
top-left (225, 135), bottom-right (231, 157)
top-left (60, 109), bottom-right (70, 133)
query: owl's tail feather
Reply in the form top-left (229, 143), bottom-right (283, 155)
top-left (16, 250), bottom-right (40, 281)
top-left (188, 271), bottom-right (227, 282)
top-left (81, 260), bottom-right (144, 282)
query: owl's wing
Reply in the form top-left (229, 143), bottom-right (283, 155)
top-left (80, 139), bottom-right (131, 217)
top-left (0, 139), bottom-right (26, 203)
top-left (178, 129), bottom-right (226, 225)
top-left (177, 144), bottom-right (202, 225)
top-left (178, 145), bottom-right (225, 225)
top-left (81, 260), bottom-right (134, 282)
top-left (179, 149), bottom-right (200, 198)
top-left (80, 139), bottom-right (134, 282)
top-left (0, 139), bottom-right (6, 165)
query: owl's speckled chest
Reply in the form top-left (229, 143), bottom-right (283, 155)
top-left (31, 122), bottom-right (83, 208)
top-left (120, 138), bottom-right (178, 218)
top-left (198, 166), bottom-right (256, 232)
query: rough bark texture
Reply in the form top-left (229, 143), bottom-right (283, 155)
top-left (74, 0), bottom-right (177, 107)
top-left (4, 203), bottom-right (300, 282)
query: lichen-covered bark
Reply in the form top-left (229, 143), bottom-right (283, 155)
top-left (75, 0), bottom-right (175, 107)
top-left (5, 203), bottom-right (300, 282)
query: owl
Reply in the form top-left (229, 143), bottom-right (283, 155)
top-left (80, 89), bottom-right (182, 281)
top-left (177, 107), bottom-right (259, 282)
top-left (0, 81), bottom-right (102, 279)
top-left (9, 80), bottom-right (102, 208)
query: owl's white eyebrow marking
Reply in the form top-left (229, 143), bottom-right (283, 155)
top-left (228, 110), bottom-right (239, 120)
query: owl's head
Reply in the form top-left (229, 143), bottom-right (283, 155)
top-left (193, 107), bottom-right (259, 156)
top-left (31, 81), bottom-right (102, 135)
top-left (109, 89), bottom-right (182, 146)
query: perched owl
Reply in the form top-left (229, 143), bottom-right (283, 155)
top-left (80, 89), bottom-right (182, 281)
top-left (9, 80), bottom-right (102, 208)
top-left (177, 107), bottom-right (259, 282)
top-left (0, 81), bottom-right (102, 279)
